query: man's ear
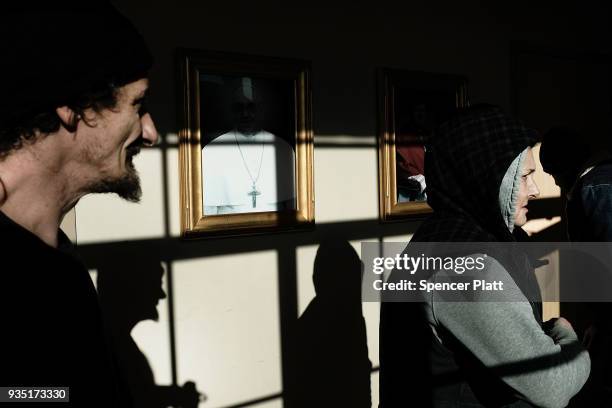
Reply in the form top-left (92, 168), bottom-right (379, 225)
top-left (55, 106), bottom-right (80, 132)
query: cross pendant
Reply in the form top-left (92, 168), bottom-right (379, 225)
top-left (248, 183), bottom-right (261, 208)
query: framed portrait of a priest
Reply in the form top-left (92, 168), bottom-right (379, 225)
top-left (178, 49), bottom-right (315, 238)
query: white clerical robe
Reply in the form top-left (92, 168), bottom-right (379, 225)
top-left (202, 130), bottom-right (296, 215)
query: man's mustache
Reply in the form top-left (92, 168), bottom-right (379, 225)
top-left (126, 137), bottom-right (145, 157)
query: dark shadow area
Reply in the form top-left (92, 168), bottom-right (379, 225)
top-left (216, 392), bottom-right (283, 408)
top-left (528, 221), bottom-right (567, 242)
top-left (566, 305), bottom-right (612, 407)
top-left (523, 194), bottom-right (612, 406)
top-left (97, 258), bottom-right (203, 408)
top-left (524, 200), bottom-right (612, 406)
top-left (379, 300), bottom-right (434, 407)
top-left (77, 219), bottom-right (421, 264)
top-left (525, 196), bottom-right (567, 242)
top-left (560, 246), bottom-right (612, 407)
top-left (525, 197), bottom-right (563, 223)
top-left (198, 74), bottom-right (296, 147)
top-left (290, 238), bottom-right (372, 407)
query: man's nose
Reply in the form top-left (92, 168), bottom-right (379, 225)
top-left (141, 112), bottom-right (159, 146)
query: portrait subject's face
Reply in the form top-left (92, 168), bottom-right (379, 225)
top-left (230, 85), bottom-right (263, 136)
top-left (514, 147), bottom-right (540, 227)
top-left (80, 78), bottom-right (158, 202)
top-left (231, 95), bottom-right (259, 135)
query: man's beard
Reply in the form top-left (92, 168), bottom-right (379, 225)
top-left (86, 159), bottom-right (142, 203)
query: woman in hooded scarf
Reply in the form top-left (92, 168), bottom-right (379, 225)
top-left (380, 105), bottom-right (591, 408)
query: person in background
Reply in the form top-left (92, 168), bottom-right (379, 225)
top-left (540, 127), bottom-right (612, 241)
top-left (540, 127), bottom-right (612, 406)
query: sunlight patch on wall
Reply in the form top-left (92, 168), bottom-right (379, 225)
top-left (165, 133), bottom-right (179, 145)
top-left (60, 209), bottom-right (77, 241)
top-left (523, 216), bottom-right (562, 236)
top-left (315, 144), bottom-right (378, 223)
top-left (350, 237), bottom-right (381, 371)
top-left (248, 399), bottom-right (283, 408)
top-left (296, 245), bottom-right (317, 316)
top-left (166, 147), bottom-right (182, 237)
top-left (363, 302), bottom-right (380, 369)
top-left (76, 149), bottom-right (165, 243)
top-left (173, 252), bottom-right (281, 407)
top-left (532, 143), bottom-right (560, 199)
top-left (383, 234), bottom-right (414, 242)
top-left (88, 269), bottom-right (97, 290)
top-left (371, 371), bottom-right (380, 408)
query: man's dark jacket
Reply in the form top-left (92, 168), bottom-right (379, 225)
top-left (0, 211), bottom-right (121, 407)
top-left (567, 161), bottom-right (612, 242)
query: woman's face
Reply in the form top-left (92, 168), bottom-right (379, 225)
top-left (514, 147), bottom-right (540, 227)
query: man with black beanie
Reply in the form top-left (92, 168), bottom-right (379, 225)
top-left (0, 3), bottom-right (157, 406)
top-left (540, 128), bottom-right (612, 406)
top-left (540, 127), bottom-right (612, 241)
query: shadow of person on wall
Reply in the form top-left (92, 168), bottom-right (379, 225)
top-left (97, 259), bottom-right (203, 408)
top-left (294, 238), bottom-right (372, 408)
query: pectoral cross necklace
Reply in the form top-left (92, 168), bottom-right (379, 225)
top-left (235, 131), bottom-right (265, 208)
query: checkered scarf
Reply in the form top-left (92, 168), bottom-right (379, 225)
top-left (409, 106), bottom-right (543, 316)
top-left (413, 105), bottom-right (540, 244)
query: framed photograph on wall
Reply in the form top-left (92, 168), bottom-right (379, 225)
top-left (177, 49), bottom-right (315, 238)
top-left (377, 69), bottom-right (469, 221)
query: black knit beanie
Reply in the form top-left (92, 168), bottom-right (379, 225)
top-left (0, 2), bottom-right (153, 123)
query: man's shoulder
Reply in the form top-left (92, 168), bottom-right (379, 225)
top-left (0, 220), bottom-right (87, 287)
top-left (0, 216), bottom-right (45, 259)
top-left (582, 160), bottom-right (612, 187)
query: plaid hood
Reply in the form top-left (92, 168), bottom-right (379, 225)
top-left (413, 105), bottom-right (539, 243)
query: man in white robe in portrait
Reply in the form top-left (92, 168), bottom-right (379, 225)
top-left (202, 77), bottom-right (296, 215)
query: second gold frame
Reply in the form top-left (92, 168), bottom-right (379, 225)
top-left (377, 69), bottom-right (469, 222)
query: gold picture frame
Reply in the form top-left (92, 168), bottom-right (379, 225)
top-left (177, 49), bottom-right (315, 238)
top-left (377, 69), bottom-right (469, 221)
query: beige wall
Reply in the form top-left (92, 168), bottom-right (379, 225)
top-left (74, 2), bottom-right (610, 407)
top-left (60, 209), bottom-right (77, 241)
